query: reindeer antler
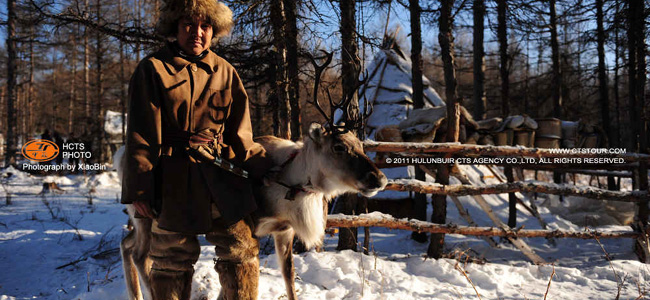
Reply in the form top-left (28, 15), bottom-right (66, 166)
top-left (339, 69), bottom-right (372, 134)
top-left (307, 50), bottom-right (335, 130)
top-left (307, 50), bottom-right (373, 135)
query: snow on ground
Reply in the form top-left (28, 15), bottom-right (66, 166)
top-left (1, 166), bottom-right (649, 300)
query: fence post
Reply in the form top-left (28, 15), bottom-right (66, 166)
top-left (505, 165), bottom-right (516, 228)
top-left (427, 164), bottom-right (448, 258)
top-left (635, 161), bottom-right (650, 262)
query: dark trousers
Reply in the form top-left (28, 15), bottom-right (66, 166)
top-left (149, 215), bottom-right (259, 300)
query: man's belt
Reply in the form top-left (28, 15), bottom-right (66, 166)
top-left (164, 129), bottom-right (249, 178)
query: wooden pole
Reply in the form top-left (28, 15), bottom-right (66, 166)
top-left (384, 179), bottom-right (648, 202)
top-left (363, 141), bottom-right (650, 163)
top-left (327, 213), bottom-right (641, 240)
top-left (505, 165), bottom-right (517, 228)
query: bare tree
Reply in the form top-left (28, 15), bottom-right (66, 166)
top-left (284, 0), bottom-right (301, 141)
top-left (549, 0), bottom-right (562, 118)
top-left (409, 0), bottom-right (428, 244)
top-left (336, 0), bottom-right (362, 251)
top-left (65, 28), bottom-right (77, 135)
top-left (430, 0), bottom-right (461, 258)
top-left (497, 0), bottom-right (509, 117)
top-left (595, 0), bottom-right (616, 190)
top-left (269, 0), bottom-right (291, 139)
top-left (5, 0), bottom-right (18, 166)
top-left (84, 0), bottom-right (90, 126)
top-left (118, 0), bottom-right (126, 142)
top-left (472, 0), bottom-right (486, 120)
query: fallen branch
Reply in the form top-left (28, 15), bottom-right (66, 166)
top-left (543, 264), bottom-right (556, 300)
top-left (326, 213), bottom-right (642, 239)
top-left (56, 256), bottom-right (88, 270)
top-left (384, 179), bottom-right (648, 202)
top-left (454, 261), bottom-right (482, 300)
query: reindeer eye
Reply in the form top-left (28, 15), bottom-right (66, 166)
top-left (332, 144), bottom-right (347, 153)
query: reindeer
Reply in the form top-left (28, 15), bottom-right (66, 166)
top-left (119, 51), bottom-right (386, 300)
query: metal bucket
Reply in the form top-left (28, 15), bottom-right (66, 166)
top-left (495, 129), bottom-right (513, 146)
top-left (515, 130), bottom-right (535, 148)
top-left (536, 118), bottom-right (562, 139)
top-left (535, 136), bottom-right (561, 148)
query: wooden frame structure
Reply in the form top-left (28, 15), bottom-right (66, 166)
top-left (327, 141), bottom-right (650, 264)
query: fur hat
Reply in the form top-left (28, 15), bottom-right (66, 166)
top-left (156, 0), bottom-right (233, 39)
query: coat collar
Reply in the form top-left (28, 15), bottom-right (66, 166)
top-left (160, 42), bottom-right (221, 75)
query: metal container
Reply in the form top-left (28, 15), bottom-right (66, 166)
top-left (535, 136), bottom-right (560, 148)
top-left (515, 130), bottom-right (535, 148)
top-left (495, 129), bottom-right (513, 146)
top-left (535, 118), bottom-right (562, 139)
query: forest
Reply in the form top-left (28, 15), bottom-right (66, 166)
top-left (0, 1), bottom-right (650, 298)
top-left (0, 0), bottom-right (647, 165)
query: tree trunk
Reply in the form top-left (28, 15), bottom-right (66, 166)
top-left (135, 0), bottom-right (141, 62)
top-left (118, 0), bottom-right (126, 143)
top-left (95, 0), bottom-right (104, 162)
top-left (337, 0), bottom-right (362, 251)
top-left (410, 0), bottom-right (424, 111)
top-left (1, 86), bottom-right (5, 144)
top-left (549, 0), bottom-right (564, 193)
top-left (472, 0), bottom-right (486, 120)
top-left (409, 0), bottom-right (427, 243)
top-left (5, 0), bottom-right (18, 166)
top-left (627, 0), bottom-right (648, 261)
top-left (596, 0), bottom-right (616, 190)
top-left (596, 0), bottom-right (611, 145)
top-left (52, 57), bottom-right (58, 131)
top-left (269, 0), bottom-right (291, 139)
top-left (69, 30), bottom-right (77, 136)
top-left (84, 0), bottom-right (90, 126)
top-left (549, 0), bottom-right (562, 118)
top-left (633, 0), bottom-right (646, 156)
top-left (497, 0), bottom-right (509, 117)
top-left (29, 25), bottom-right (35, 139)
top-left (283, 0), bottom-right (301, 141)
top-left (431, 0), bottom-right (460, 258)
top-left (614, 0), bottom-right (621, 148)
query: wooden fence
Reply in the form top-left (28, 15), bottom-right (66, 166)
top-left (326, 141), bottom-right (650, 264)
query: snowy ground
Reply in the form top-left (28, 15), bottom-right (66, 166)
top-left (1, 165), bottom-right (649, 300)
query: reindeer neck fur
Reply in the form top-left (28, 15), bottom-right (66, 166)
top-left (257, 135), bottom-right (353, 248)
top-left (277, 137), bottom-right (349, 200)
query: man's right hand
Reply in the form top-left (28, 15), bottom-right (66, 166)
top-left (133, 200), bottom-right (155, 219)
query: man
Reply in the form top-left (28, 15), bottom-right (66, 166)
top-left (121, 1), bottom-right (271, 299)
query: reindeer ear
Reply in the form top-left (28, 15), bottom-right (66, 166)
top-left (308, 123), bottom-right (325, 144)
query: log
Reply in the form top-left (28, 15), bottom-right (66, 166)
top-left (449, 195), bottom-right (499, 248)
top-left (327, 213), bottom-right (640, 239)
top-left (384, 179), bottom-right (648, 202)
top-left (511, 167), bottom-right (556, 245)
top-left (418, 164), bottom-right (499, 248)
top-left (450, 172), bottom-right (545, 264)
top-left (363, 141), bottom-right (650, 163)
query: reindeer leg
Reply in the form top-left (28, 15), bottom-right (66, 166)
top-left (121, 227), bottom-right (143, 300)
top-left (132, 217), bottom-right (153, 299)
top-left (273, 229), bottom-right (297, 300)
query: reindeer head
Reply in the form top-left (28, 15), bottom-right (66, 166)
top-left (304, 51), bottom-right (386, 197)
top-left (306, 123), bottom-right (387, 197)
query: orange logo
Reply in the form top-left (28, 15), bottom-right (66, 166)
top-left (21, 139), bottom-right (60, 162)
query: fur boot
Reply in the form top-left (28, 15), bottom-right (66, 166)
top-left (215, 258), bottom-right (259, 300)
top-left (149, 269), bottom-right (194, 300)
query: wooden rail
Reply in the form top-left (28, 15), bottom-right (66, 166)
top-left (384, 179), bottom-right (648, 202)
top-left (364, 141), bottom-right (650, 163)
top-left (355, 140), bottom-right (650, 262)
top-left (327, 213), bottom-right (642, 239)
